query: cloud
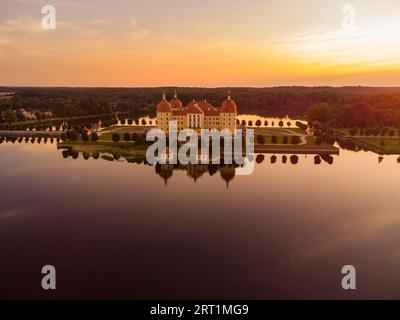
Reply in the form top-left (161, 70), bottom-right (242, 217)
top-left (272, 20), bottom-right (400, 66)
top-left (15, 0), bottom-right (83, 7)
top-left (129, 16), bottom-right (150, 40)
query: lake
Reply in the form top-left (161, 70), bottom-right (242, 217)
top-left (0, 139), bottom-right (399, 299)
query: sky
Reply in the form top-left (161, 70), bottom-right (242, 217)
top-left (1, 0), bottom-right (400, 87)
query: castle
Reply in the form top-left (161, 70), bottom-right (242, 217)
top-left (156, 92), bottom-right (237, 133)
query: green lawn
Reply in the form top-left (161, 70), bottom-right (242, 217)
top-left (255, 136), bottom-right (337, 151)
top-left (352, 137), bottom-right (400, 154)
top-left (254, 127), bottom-right (306, 135)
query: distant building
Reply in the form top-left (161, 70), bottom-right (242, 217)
top-left (156, 92), bottom-right (237, 133)
top-left (20, 109), bottom-right (37, 120)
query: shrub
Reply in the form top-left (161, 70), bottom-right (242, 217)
top-left (291, 136), bottom-right (301, 145)
top-left (283, 136), bottom-right (289, 144)
top-left (81, 131), bottom-right (89, 142)
top-left (91, 132), bottom-right (99, 142)
top-left (290, 155), bottom-right (299, 164)
top-left (112, 133), bottom-right (120, 142)
top-left (349, 128), bottom-right (358, 136)
top-left (66, 130), bottom-right (78, 141)
top-left (124, 133), bottom-right (131, 142)
top-left (256, 135), bottom-right (265, 145)
top-left (256, 154), bottom-right (265, 164)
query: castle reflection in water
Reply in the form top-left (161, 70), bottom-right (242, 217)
top-left (156, 163), bottom-right (236, 186)
top-left (58, 146), bottom-right (336, 187)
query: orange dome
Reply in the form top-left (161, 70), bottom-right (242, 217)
top-left (170, 91), bottom-right (183, 109)
top-left (170, 98), bottom-right (183, 109)
top-left (221, 97), bottom-right (237, 113)
top-left (157, 95), bottom-right (173, 113)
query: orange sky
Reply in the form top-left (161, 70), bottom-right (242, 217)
top-left (1, 0), bottom-right (400, 87)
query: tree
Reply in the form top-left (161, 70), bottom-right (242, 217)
top-left (256, 135), bottom-right (265, 145)
top-left (255, 120), bottom-right (262, 127)
top-left (66, 130), bottom-right (78, 141)
top-left (112, 133), bottom-right (120, 142)
top-left (290, 155), bottom-right (299, 164)
top-left (256, 154), bottom-right (265, 164)
top-left (81, 131), bottom-right (89, 142)
top-left (91, 132), bottom-right (99, 142)
top-left (124, 132), bottom-right (131, 142)
top-left (271, 135), bottom-right (278, 144)
top-left (349, 128), bottom-right (358, 136)
top-left (2, 109), bottom-right (17, 124)
top-left (291, 136), bottom-right (301, 145)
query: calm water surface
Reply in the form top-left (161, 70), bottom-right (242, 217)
top-left (0, 141), bottom-right (399, 299)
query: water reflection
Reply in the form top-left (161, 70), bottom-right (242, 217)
top-left (57, 143), bottom-right (341, 187)
top-left (0, 135), bottom-right (400, 300)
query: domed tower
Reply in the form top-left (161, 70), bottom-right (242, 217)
top-left (156, 92), bottom-right (173, 132)
top-left (220, 91), bottom-right (237, 132)
top-left (170, 91), bottom-right (183, 110)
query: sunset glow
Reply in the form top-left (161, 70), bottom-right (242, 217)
top-left (1, 0), bottom-right (400, 86)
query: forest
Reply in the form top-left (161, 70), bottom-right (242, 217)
top-left (2, 86), bottom-right (400, 125)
